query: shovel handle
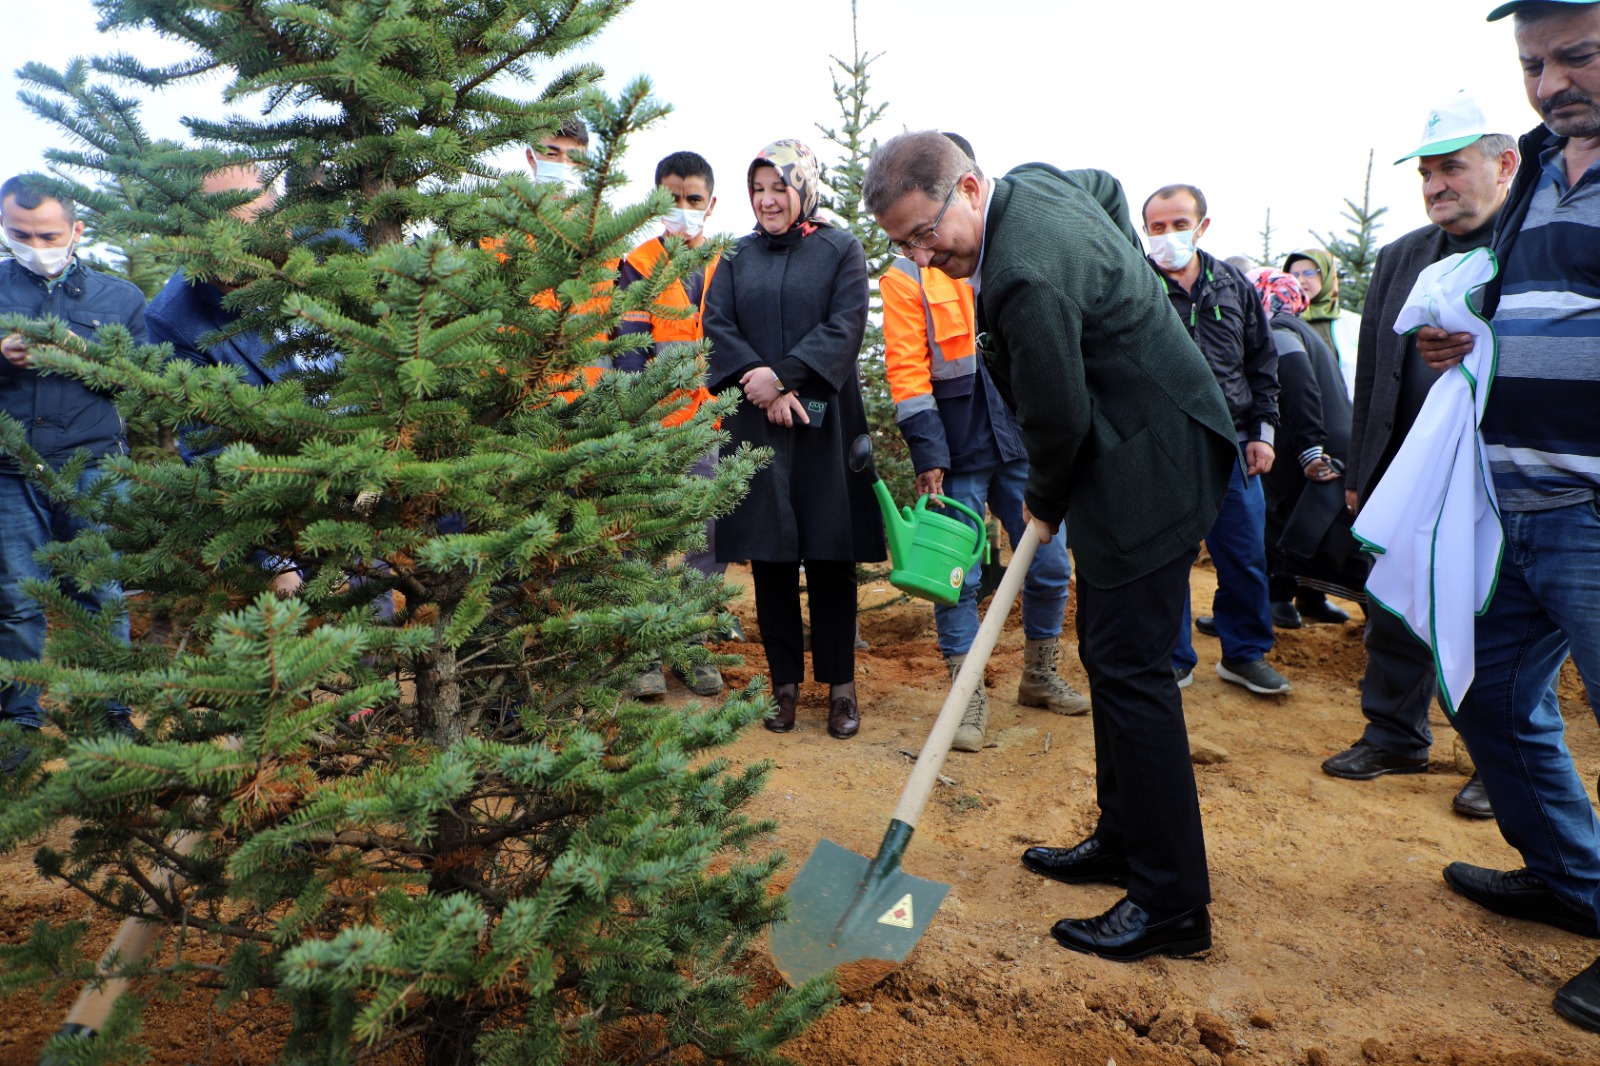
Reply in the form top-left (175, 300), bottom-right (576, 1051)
top-left (890, 522), bottom-right (1042, 828)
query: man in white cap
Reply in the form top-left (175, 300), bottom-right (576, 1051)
top-left (1325, 94), bottom-right (1517, 819)
top-left (1418, 0), bottom-right (1600, 1034)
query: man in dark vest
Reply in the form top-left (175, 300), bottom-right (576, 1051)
top-left (1327, 95), bottom-right (1517, 820)
top-left (865, 132), bottom-right (1238, 962)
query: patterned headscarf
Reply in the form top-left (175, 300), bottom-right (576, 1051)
top-left (747, 138), bottom-right (831, 237)
top-left (1249, 267), bottom-right (1309, 319)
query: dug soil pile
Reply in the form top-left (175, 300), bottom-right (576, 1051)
top-left (2, 556), bottom-right (1596, 1065)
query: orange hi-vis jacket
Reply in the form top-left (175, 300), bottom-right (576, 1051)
top-left (881, 257), bottom-right (979, 421)
top-left (880, 256), bottom-right (1027, 476)
top-left (617, 236), bottom-right (719, 427)
top-left (480, 233), bottom-right (614, 398)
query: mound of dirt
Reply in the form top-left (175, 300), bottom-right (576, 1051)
top-left (3, 561), bottom-right (1598, 1065)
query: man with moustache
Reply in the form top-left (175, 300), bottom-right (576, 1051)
top-left (1322, 96), bottom-right (1517, 820)
top-left (864, 134), bottom-right (1238, 961)
top-left (1416, 1), bottom-right (1600, 1032)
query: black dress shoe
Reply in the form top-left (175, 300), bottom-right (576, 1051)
top-left (1556, 956), bottom-right (1600, 1033)
top-left (1021, 836), bottom-right (1130, 886)
top-left (826, 694), bottom-right (859, 739)
top-left (1270, 600), bottom-right (1303, 630)
top-left (1050, 897), bottom-right (1212, 961)
top-left (1194, 615), bottom-right (1218, 637)
top-left (1295, 594), bottom-right (1350, 625)
top-left (764, 684), bottom-right (797, 734)
top-left (1321, 740), bottom-right (1428, 780)
top-left (1443, 862), bottom-right (1600, 938)
top-left (1452, 773), bottom-right (1494, 819)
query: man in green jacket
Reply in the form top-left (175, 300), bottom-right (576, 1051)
top-left (865, 131), bottom-right (1239, 962)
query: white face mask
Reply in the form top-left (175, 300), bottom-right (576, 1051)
top-left (662, 208), bottom-right (708, 238)
top-left (6, 233), bottom-right (76, 278)
top-left (535, 160), bottom-right (583, 192)
top-left (1148, 229), bottom-right (1198, 271)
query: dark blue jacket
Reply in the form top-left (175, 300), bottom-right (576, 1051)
top-left (147, 270), bottom-right (280, 387)
top-left (0, 258), bottom-right (147, 471)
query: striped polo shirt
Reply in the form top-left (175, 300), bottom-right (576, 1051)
top-left (1484, 135), bottom-right (1600, 511)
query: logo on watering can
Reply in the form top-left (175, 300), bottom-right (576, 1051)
top-left (949, 568), bottom-right (963, 589)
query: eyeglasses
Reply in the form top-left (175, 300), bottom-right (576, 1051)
top-left (1290, 267), bottom-right (1322, 280)
top-left (892, 175), bottom-right (967, 255)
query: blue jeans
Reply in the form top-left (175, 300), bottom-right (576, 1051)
top-left (1452, 500), bottom-right (1600, 922)
top-left (933, 460), bottom-right (1071, 657)
top-left (0, 469), bottom-right (131, 728)
top-left (1175, 463), bottom-right (1273, 672)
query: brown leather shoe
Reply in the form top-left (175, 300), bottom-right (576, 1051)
top-left (765, 684), bottom-right (797, 733)
top-left (827, 693), bottom-right (859, 739)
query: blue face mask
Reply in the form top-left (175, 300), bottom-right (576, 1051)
top-left (535, 160), bottom-right (582, 192)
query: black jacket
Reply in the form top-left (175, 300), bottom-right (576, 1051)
top-left (1481, 123), bottom-right (1555, 319)
top-left (703, 225), bottom-right (885, 563)
top-left (1151, 249), bottom-right (1279, 442)
top-left (0, 258), bottom-right (147, 471)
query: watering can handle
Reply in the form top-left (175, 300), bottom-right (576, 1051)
top-left (890, 523), bottom-right (1041, 829)
top-left (924, 494), bottom-right (989, 565)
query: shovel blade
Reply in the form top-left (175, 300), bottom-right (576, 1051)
top-left (769, 837), bottom-right (949, 992)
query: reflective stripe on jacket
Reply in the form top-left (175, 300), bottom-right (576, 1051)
top-left (617, 237), bottom-right (718, 426)
top-left (882, 257), bottom-right (977, 421)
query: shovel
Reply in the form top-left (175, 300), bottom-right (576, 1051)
top-left (768, 502), bottom-right (1042, 992)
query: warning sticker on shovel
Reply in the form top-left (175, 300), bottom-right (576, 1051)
top-left (878, 893), bottom-right (915, 929)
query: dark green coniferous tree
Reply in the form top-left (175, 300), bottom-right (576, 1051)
top-left (0, 2), bottom-right (835, 1063)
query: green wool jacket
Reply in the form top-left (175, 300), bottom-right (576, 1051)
top-left (976, 163), bottom-right (1240, 589)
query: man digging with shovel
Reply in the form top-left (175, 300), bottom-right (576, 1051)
top-left (881, 134), bottom-right (1090, 754)
top-left (865, 134), bottom-right (1238, 961)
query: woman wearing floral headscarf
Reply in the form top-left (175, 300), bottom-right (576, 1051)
top-left (1249, 267), bottom-right (1365, 627)
top-left (704, 139), bottom-right (884, 740)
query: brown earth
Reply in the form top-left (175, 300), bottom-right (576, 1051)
top-left (3, 555), bottom-right (1599, 1065)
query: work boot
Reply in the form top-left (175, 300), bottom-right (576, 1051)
top-left (947, 653), bottom-right (991, 753)
top-left (624, 661), bottom-right (667, 699)
top-left (1018, 637), bottom-right (1090, 715)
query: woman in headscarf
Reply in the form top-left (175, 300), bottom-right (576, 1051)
top-left (703, 139), bottom-right (883, 740)
top-left (1250, 267), bottom-right (1365, 628)
top-left (1282, 247), bottom-right (1361, 398)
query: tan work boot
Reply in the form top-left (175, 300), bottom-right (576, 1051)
top-left (947, 653), bottom-right (991, 753)
top-left (1018, 637), bottom-right (1091, 715)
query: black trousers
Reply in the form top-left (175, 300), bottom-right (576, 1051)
top-left (751, 560), bottom-right (856, 686)
top-left (1358, 603), bottom-right (1440, 760)
top-left (1076, 546), bottom-right (1211, 913)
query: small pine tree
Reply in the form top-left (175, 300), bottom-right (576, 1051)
top-left (815, 1), bottom-right (915, 508)
top-left (1312, 149), bottom-right (1388, 315)
top-left (0, 3), bottom-right (836, 1063)
top-left (1258, 207), bottom-right (1278, 272)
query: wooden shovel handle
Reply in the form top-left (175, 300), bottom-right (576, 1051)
top-left (890, 522), bottom-right (1042, 828)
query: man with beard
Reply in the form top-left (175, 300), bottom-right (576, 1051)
top-left (1418, 0), bottom-right (1600, 1032)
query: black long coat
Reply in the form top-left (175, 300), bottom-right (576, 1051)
top-left (704, 225), bottom-right (885, 564)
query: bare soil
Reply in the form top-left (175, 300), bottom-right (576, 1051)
top-left (3, 557), bottom-right (1598, 1066)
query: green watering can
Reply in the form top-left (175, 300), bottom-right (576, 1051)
top-left (850, 435), bottom-right (988, 607)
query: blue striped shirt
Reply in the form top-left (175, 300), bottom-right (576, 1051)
top-left (1484, 136), bottom-right (1600, 511)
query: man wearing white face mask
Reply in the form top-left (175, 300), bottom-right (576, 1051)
top-left (612, 150), bottom-right (727, 698)
top-left (1142, 184), bottom-right (1290, 697)
top-left (0, 175), bottom-right (148, 772)
top-left (526, 117), bottom-right (589, 192)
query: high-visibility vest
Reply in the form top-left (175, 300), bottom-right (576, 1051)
top-left (479, 234), bottom-right (614, 400)
top-left (618, 237), bottom-right (719, 427)
top-left (880, 257), bottom-right (978, 424)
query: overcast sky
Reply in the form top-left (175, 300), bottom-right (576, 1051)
top-left (0, 0), bottom-right (1544, 264)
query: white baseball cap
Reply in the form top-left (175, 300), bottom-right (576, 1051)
top-left (1395, 92), bottom-right (1491, 164)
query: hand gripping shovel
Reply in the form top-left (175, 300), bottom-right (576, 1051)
top-left (769, 519), bottom-right (1042, 992)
